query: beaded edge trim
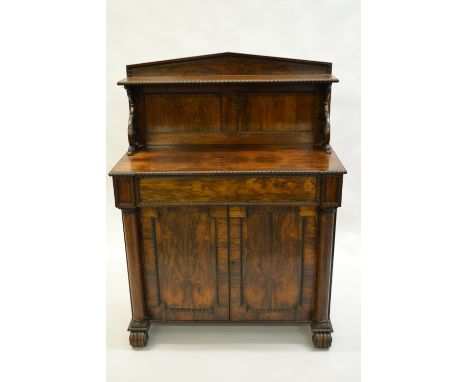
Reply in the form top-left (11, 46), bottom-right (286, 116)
top-left (118, 78), bottom-right (339, 85)
top-left (109, 169), bottom-right (347, 176)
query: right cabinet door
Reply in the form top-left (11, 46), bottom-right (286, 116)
top-left (229, 206), bottom-right (318, 321)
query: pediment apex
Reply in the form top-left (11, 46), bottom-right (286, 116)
top-left (126, 52), bottom-right (332, 76)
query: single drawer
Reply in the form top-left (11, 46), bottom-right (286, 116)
top-left (138, 176), bottom-right (317, 204)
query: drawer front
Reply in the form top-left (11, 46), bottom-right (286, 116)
top-left (138, 176), bottom-right (317, 204)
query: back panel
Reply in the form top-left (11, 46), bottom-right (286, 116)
top-left (129, 83), bottom-right (328, 147)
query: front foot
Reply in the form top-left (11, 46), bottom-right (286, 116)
top-left (129, 331), bottom-right (148, 348)
top-left (312, 332), bottom-right (332, 349)
top-left (128, 319), bottom-right (150, 348)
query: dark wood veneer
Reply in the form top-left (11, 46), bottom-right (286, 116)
top-left (138, 176), bottom-right (317, 204)
top-left (109, 145), bottom-right (346, 175)
top-left (110, 53), bottom-right (346, 349)
top-left (145, 93), bottom-right (222, 134)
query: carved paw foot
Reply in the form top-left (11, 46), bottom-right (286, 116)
top-left (312, 332), bottom-right (332, 349)
top-left (129, 331), bottom-right (148, 348)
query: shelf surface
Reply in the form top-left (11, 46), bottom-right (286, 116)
top-left (109, 145), bottom-right (346, 176)
top-left (118, 74), bottom-right (338, 86)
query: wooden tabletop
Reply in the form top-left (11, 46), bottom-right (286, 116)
top-left (109, 145), bottom-right (346, 176)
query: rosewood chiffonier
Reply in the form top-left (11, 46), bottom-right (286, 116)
top-left (109, 53), bottom-right (346, 349)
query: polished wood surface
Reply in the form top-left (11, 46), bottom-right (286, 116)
top-left (120, 53), bottom-right (337, 152)
top-left (312, 208), bottom-right (336, 348)
top-left (238, 92), bottom-right (323, 133)
top-left (138, 176), bottom-right (317, 204)
top-left (110, 145), bottom-right (346, 175)
top-left (145, 94), bottom-right (222, 134)
top-left (144, 132), bottom-right (320, 146)
top-left (126, 85), bottom-right (332, 149)
top-left (140, 206), bottom-right (229, 321)
top-left (229, 206), bottom-right (317, 321)
top-left (122, 52), bottom-right (333, 77)
top-left (110, 53), bottom-right (345, 349)
top-left (121, 209), bottom-right (146, 320)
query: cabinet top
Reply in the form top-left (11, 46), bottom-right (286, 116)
top-left (118, 52), bottom-right (338, 85)
top-left (109, 145), bottom-right (346, 176)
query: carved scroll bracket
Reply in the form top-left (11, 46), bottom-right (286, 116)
top-left (323, 84), bottom-right (331, 154)
top-left (126, 87), bottom-right (137, 156)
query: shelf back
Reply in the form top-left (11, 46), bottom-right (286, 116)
top-left (120, 53), bottom-right (337, 151)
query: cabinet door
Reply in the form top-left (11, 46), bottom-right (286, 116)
top-left (229, 206), bottom-right (318, 321)
top-left (140, 206), bottom-right (229, 320)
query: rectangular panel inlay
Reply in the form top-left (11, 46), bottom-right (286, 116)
top-left (241, 207), bottom-right (302, 311)
top-left (237, 92), bottom-right (323, 133)
top-left (138, 176), bottom-right (317, 204)
top-left (140, 206), bottom-right (229, 321)
top-left (229, 205), bottom-right (318, 321)
top-left (145, 93), bottom-right (221, 134)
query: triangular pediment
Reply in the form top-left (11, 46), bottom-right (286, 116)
top-left (126, 52), bottom-right (332, 77)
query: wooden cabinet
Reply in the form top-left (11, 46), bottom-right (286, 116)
top-left (110, 53), bottom-right (346, 349)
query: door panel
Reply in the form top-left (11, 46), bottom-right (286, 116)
top-left (140, 206), bottom-right (229, 320)
top-left (230, 206), bottom-right (317, 321)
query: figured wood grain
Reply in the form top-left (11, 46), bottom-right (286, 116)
top-left (121, 209), bottom-right (146, 320)
top-left (140, 206), bottom-right (229, 321)
top-left (110, 145), bottom-right (346, 175)
top-left (159, 207), bottom-right (216, 309)
top-left (324, 177), bottom-right (338, 201)
top-left (117, 178), bottom-right (132, 201)
top-left (138, 87), bottom-right (329, 147)
top-left (314, 208), bottom-right (336, 323)
top-left (114, 177), bottom-right (135, 208)
top-left (119, 53), bottom-right (338, 153)
top-left (242, 207), bottom-right (302, 309)
top-left (320, 175), bottom-right (343, 208)
top-left (142, 132), bottom-right (319, 146)
top-left (229, 206), bottom-right (317, 321)
top-left (238, 93), bottom-right (323, 133)
top-left (138, 176), bottom-right (317, 204)
top-left (122, 52), bottom-right (332, 77)
top-left (145, 94), bottom-right (221, 134)
top-left (132, 85), bottom-right (327, 145)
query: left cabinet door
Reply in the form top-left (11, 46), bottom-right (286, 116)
top-left (140, 206), bottom-right (229, 321)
